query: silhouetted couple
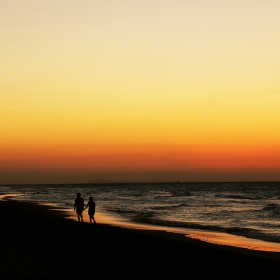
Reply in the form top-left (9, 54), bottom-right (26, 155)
top-left (74, 193), bottom-right (96, 224)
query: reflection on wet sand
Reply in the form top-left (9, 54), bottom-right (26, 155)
top-left (0, 193), bottom-right (25, 200)
top-left (185, 230), bottom-right (280, 252)
top-left (66, 208), bottom-right (280, 253)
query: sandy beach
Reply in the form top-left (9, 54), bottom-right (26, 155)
top-left (1, 199), bottom-right (280, 280)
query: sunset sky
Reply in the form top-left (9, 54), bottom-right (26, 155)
top-left (1, 1), bottom-right (280, 184)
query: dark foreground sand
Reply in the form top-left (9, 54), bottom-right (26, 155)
top-left (1, 200), bottom-right (280, 280)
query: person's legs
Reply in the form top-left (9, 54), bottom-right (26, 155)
top-left (77, 207), bottom-right (84, 222)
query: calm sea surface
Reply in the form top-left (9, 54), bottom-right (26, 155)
top-left (1, 182), bottom-right (280, 244)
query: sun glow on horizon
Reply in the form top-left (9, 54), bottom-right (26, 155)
top-left (1, 1), bottom-right (280, 183)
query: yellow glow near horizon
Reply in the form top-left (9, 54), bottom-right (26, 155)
top-left (1, 1), bottom-right (280, 183)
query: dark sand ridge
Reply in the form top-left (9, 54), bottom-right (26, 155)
top-left (1, 199), bottom-right (280, 280)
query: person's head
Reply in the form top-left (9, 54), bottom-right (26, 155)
top-left (89, 197), bottom-right (93, 201)
top-left (77, 193), bottom-right (81, 198)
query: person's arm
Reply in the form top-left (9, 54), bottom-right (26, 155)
top-left (84, 202), bottom-right (88, 210)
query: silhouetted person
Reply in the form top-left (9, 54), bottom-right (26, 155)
top-left (74, 193), bottom-right (84, 222)
top-left (84, 197), bottom-right (96, 224)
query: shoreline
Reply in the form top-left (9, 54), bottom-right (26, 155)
top-left (51, 201), bottom-right (280, 253)
top-left (2, 199), bottom-right (280, 279)
top-left (2, 192), bottom-right (280, 253)
top-left (74, 208), bottom-right (280, 253)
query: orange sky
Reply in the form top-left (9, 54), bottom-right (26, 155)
top-left (1, 1), bottom-right (280, 184)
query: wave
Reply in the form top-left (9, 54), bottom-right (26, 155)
top-left (105, 208), bottom-right (138, 217)
top-left (228, 200), bottom-right (247, 204)
top-left (154, 194), bottom-right (172, 199)
top-left (131, 216), bottom-right (280, 243)
top-left (154, 191), bottom-right (191, 199)
top-left (131, 193), bottom-right (144, 197)
top-left (133, 211), bottom-right (155, 220)
top-left (217, 194), bottom-right (264, 200)
top-left (150, 203), bottom-right (188, 210)
top-left (116, 196), bottom-right (140, 201)
top-left (170, 191), bottom-right (192, 197)
top-left (262, 203), bottom-right (280, 214)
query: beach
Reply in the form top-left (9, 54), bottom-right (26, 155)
top-left (1, 199), bottom-right (280, 279)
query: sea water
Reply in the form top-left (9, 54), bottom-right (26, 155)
top-left (1, 182), bottom-right (280, 247)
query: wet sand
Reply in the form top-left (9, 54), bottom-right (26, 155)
top-left (1, 199), bottom-right (280, 280)
top-left (80, 208), bottom-right (280, 253)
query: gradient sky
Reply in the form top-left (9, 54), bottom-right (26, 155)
top-left (1, 0), bottom-right (280, 184)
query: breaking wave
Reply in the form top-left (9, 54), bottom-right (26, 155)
top-left (131, 215), bottom-right (280, 243)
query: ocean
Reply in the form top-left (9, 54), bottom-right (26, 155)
top-left (1, 182), bottom-right (280, 248)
